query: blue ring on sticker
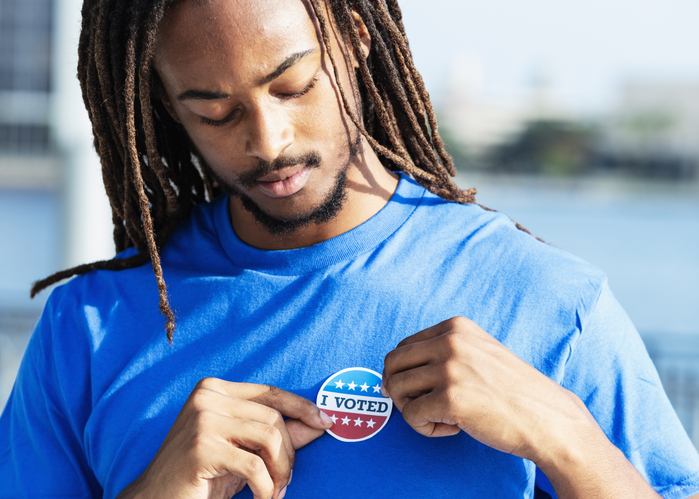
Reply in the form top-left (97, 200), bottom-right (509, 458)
top-left (316, 367), bottom-right (393, 442)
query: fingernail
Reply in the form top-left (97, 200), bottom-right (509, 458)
top-left (381, 384), bottom-right (388, 397)
top-left (279, 486), bottom-right (288, 499)
top-left (320, 410), bottom-right (333, 425)
top-left (289, 469), bottom-right (293, 485)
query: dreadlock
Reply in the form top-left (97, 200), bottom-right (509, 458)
top-left (31, 0), bottom-right (502, 341)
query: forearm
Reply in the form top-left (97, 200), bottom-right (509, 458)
top-left (534, 391), bottom-right (661, 499)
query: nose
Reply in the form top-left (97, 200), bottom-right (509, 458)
top-left (245, 104), bottom-right (294, 162)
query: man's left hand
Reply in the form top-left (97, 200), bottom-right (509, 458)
top-left (382, 316), bottom-right (663, 499)
top-left (381, 316), bottom-right (582, 459)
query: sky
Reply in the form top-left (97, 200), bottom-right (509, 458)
top-left (399, 0), bottom-right (699, 114)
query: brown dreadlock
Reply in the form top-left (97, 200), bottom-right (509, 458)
top-left (31, 0), bottom-right (504, 341)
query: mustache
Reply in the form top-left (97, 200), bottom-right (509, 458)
top-left (237, 151), bottom-right (322, 189)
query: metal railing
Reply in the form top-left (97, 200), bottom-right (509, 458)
top-left (643, 331), bottom-right (699, 448)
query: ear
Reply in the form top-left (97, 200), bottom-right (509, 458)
top-left (152, 72), bottom-right (182, 124)
top-left (350, 9), bottom-right (371, 68)
top-left (159, 92), bottom-right (182, 124)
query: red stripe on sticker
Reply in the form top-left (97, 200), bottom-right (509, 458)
top-left (326, 410), bottom-right (388, 441)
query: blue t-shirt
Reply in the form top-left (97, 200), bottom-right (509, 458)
top-left (2, 174), bottom-right (699, 498)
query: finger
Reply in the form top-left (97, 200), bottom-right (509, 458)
top-left (383, 336), bottom-right (437, 379)
top-left (250, 385), bottom-right (335, 433)
top-left (224, 416), bottom-right (292, 496)
top-left (285, 418), bottom-right (327, 449)
top-left (400, 390), bottom-right (461, 438)
top-left (394, 318), bottom-right (453, 349)
top-left (190, 387), bottom-right (297, 469)
top-left (196, 379), bottom-right (333, 430)
top-left (395, 316), bottom-right (477, 349)
top-left (383, 364), bottom-right (438, 411)
top-left (216, 445), bottom-right (275, 499)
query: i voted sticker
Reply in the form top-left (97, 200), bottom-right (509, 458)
top-left (316, 367), bottom-right (393, 442)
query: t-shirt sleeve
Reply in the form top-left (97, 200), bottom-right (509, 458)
top-left (560, 281), bottom-right (699, 499)
top-left (0, 290), bottom-right (102, 498)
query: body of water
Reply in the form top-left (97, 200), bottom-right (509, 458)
top-left (457, 173), bottom-right (699, 337)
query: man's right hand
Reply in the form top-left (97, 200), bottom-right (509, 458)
top-left (117, 378), bottom-right (333, 499)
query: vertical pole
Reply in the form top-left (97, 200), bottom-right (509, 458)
top-left (51, 0), bottom-right (114, 269)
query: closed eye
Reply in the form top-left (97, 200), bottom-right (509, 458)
top-left (199, 109), bottom-right (240, 128)
top-left (198, 76), bottom-right (318, 127)
top-left (280, 77), bottom-right (318, 100)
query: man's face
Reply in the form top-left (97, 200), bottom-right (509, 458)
top-left (154, 0), bottom-right (369, 234)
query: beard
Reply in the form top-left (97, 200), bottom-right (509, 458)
top-left (199, 131), bottom-right (362, 236)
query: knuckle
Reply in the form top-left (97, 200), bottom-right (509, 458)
top-left (191, 432), bottom-right (213, 455)
top-left (442, 360), bottom-right (460, 383)
top-left (262, 405), bottom-right (282, 426)
top-left (383, 350), bottom-right (399, 374)
top-left (401, 397), bottom-right (420, 421)
top-left (445, 316), bottom-right (470, 330)
top-left (189, 388), bottom-right (211, 409)
top-left (398, 368), bottom-right (416, 388)
top-left (262, 424), bottom-right (282, 446)
top-left (442, 329), bottom-right (463, 353)
top-left (244, 454), bottom-right (266, 476)
top-left (265, 384), bottom-right (283, 400)
top-left (382, 374), bottom-right (393, 393)
top-left (196, 377), bottom-right (218, 390)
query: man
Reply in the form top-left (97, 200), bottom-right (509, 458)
top-left (1, 0), bottom-right (698, 498)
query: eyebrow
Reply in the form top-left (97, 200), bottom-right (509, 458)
top-left (176, 48), bottom-right (318, 102)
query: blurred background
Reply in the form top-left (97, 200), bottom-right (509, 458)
top-left (1, 0), bottom-right (698, 450)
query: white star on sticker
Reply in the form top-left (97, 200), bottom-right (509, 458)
top-left (366, 419), bottom-right (376, 428)
top-left (354, 417), bottom-right (363, 427)
top-left (341, 416), bottom-right (351, 425)
top-left (330, 414), bottom-right (338, 424)
top-left (347, 381), bottom-right (357, 391)
top-left (372, 383), bottom-right (381, 393)
top-left (334, 379), bottom-right (345, 389)
top-left (360, 382), bottom-right (369, 392)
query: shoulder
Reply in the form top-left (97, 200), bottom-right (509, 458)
top-left (394, 179), bottom-right (607, 367)
top-left (60, 195), bottom-right (224, 293)
top-left (36, 196), bottom-right (226, 367)
top-left (404, 180), bottom-right (606, 305)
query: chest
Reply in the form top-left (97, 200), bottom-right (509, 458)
top-left (82, 267), bottom-right (546, 498)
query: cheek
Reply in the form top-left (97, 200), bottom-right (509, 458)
top-left (301, 79), bottom-right (358, 143)
top-left (184, 124), bottom-right (244, 168)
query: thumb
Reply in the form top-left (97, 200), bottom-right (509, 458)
top-left (286, 418), bottom-right (327, 449)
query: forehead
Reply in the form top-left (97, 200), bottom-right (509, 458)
top-left (155, 0), bottom-right (321, 86)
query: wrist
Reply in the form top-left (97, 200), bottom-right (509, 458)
top-left (529, 390), bottom-right (660, 498)
top-left (529, 389), bottom-right (603, 478)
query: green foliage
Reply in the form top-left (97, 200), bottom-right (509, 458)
top-left (487, 120), bottom-right (597, 175)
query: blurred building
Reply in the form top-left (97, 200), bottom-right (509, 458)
top-left (0, 0), bottom-right (54, 157)
top-left (598, 82), bottom-right (699, 179)
top-left (0, 0), bottom-right (112, 407)
top-left (439, 56), bottom-right (580, 170)
top-left (438, 56), bottom-right (528, 160)
top-left (441, 55), bottom-right (699, 181)
top-left (0, 0), bottom-right (62, 402)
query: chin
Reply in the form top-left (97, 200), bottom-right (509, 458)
top-left (238, 166), bottom-right (348, 236)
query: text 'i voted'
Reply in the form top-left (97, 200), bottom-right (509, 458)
top-left (316, 367), bottom-right (393, 442)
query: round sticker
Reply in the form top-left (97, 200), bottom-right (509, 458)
top-left (316, 367), bottom-right (393, 442)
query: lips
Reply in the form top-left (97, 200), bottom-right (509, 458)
top-left (256, 165), bottom-right (312, 198)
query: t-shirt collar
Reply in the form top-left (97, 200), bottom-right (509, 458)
top-left (213, 172), bottom-right (425, 274)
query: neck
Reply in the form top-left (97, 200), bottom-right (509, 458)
top-left (228, 142), bottom-right (399, 251)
